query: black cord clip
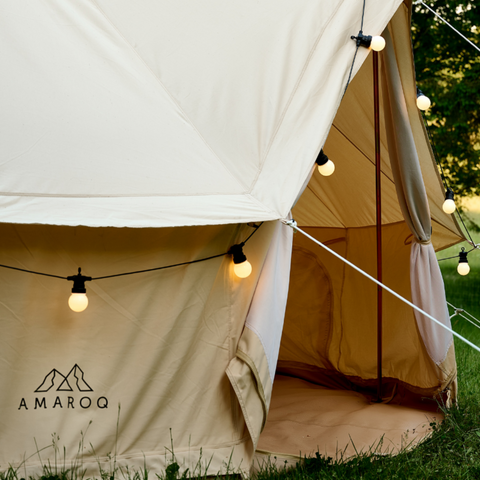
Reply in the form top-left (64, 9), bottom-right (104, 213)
top-left (351, 31), bottom-right (372, 48)
top-left (67, 268), bottom-right (92, 294)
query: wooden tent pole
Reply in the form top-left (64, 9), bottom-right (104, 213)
top-left (373, 50), bottom-right (383, 402)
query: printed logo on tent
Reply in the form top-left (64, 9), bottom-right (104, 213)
top-left (34, 364), bottom-right (93, 393)
top-left (18, 364), bottom-right (108, 411)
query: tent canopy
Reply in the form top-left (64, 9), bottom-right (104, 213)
top-left (1, 0), bottom-right (446, 231)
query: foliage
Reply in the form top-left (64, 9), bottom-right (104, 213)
top-left (411, 1), bottom-right (480, 198)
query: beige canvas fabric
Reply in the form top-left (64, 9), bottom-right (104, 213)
top-left (0, 221), bottom-right (291, 476)
top-left (0, 0), bottom-right (402, 228)
top-left (256, 375), bottom-right (442, 464)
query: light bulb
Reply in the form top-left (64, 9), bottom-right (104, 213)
top-left (443, 198), bottom-right (456, 214)
top-left (315, 149), bottom-right (335, 176)
top-left (68, 293), bottom-right (89, 312)
top-left (442, 188), bottom-right (456, 214)
top-left (234, 260), bottom-right (252, 279)
top-left (416, 94), bottom-right (431, 111)
top-left (370, 36), bottom-right (386, 52)
top-left (317, 160), bottom-right (335, 176)
top-left (457, 248), bottom-right (470, 276)
top-left (457, 262), bottom-right (470, 276)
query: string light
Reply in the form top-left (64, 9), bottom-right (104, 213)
top-left (67, 268), bottom-right (92, 312)
top-left (351, 31), bottom-right (386, 51)
top-left (416, 87), bottom-right (431, 111)
top-left (0, 223), bottom-right (263, 312)
top-left (315, 149), bottom-right (335, 176)
top-left (442, 188), bottom-right (456, 214)
top-left (229, 243), bottom-right (252, 279)
top-left (457, 248), bottom-right (470, 276)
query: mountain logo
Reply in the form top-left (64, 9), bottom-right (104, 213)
top-left (34, 364), bottom-right (93, 393)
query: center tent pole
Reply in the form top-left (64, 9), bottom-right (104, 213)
top-left (373, 50), bottom-right (383, 402)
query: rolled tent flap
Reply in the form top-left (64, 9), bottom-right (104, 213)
top-left (381, 27), bottom-right (455, 390)
top-left (227, 221), bottom-right (293, 449)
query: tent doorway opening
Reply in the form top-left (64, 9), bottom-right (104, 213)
top-left (256, 226), bottom-right (445, 464)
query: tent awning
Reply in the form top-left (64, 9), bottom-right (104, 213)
top-left (1, 0), bottom-right (401, 228)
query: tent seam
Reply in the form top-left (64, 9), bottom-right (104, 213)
top-left (331, 124), bottom-right (396, 186)
top-left (250, 1), bottom-right (346, 192)
top-left (89, 0), bottom-right (248, 192)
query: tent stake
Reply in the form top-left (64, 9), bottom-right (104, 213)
top-left (373, 50), bottom-right (383, 402)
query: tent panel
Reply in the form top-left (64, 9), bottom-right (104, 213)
top-left (0, 221), bottom-right (277, 475)
top-left (0, 0), bottom-right (403, 227)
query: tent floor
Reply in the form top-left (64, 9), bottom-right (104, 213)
top-left (254, 375), bottom-right (443, 469)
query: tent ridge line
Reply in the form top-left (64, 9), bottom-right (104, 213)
top-left (244, 193), bottom-right (281, 219)
top-left (331, 124), bottom-right (396, 186)
top-left (304, 185), bottom-right (348, 229)
top-left (89, 0), bottom-right (248, 192)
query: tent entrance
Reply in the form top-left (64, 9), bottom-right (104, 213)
top-left (255, 225), bottom-right (444, 464)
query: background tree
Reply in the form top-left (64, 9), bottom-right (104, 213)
top-left (411, 1), bottom-right (480, 199)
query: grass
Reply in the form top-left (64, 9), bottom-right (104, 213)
top-left (3, 207), bottom-right (480, 479)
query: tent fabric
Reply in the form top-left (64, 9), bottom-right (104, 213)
top-left (277, 223), bottom-right (452, 395)
top-left (0, 221), bottom-right (288, 476)
top-left (256, 375), bottom-right (442, 465)
top-left (292, 2), bottom-right (462, 251)
top-left (0, 0), bottom-right (402, 228)
top-left (227, 220), bottom-right (293, 449)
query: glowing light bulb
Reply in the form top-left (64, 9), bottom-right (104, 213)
top-left (442, 188), bottom-right (456, 214)
top-left (315, 149), bottom-right (335, 177)
top-left (67, 267), bottom-right (92, 313)
top-left (317, 160), bottom-right (335, 176)
top-left (457, 262), bottom-right (470, 276)
top-left (229, 243), bottom-right (252, 279)
top-left (370, 36), bottom-right (386, 52)
top-left (416, 94), bottom-right (431, 111)
top-left (457, 248), bottom-right (470, 276)
top-left (443, 199), bottom-right (456, 214)
top-left (68, 293), bottom-right (89, 312)
top-left (234, 260), bottom-right (252, 279)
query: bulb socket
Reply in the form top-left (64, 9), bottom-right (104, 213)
top-left (315, 149), bottom-right (329, 166)
top-left (229, 243), bottom-right (247, 265)
top-left (67, 268), bottom-right (92, 294)
top-left (459, 248), bottom-right (468, 264)
top-left (351, 31), bottom-right (372, 48)
top-left (445, 188), bottom-right (454, 202)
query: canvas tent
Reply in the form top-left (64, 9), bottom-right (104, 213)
top-left (0, 0), bottom-right (463, 476)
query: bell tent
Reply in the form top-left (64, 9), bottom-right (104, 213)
top-left (0, 0), bottom-right (463, 476)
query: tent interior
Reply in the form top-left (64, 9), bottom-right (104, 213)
top-left (0, 0), bottom-right (465, 476)
top-left (256, 6), bottom-right (462, 463)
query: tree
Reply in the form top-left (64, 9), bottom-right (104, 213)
top-left (411, 1), bottom-right (480, 198)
